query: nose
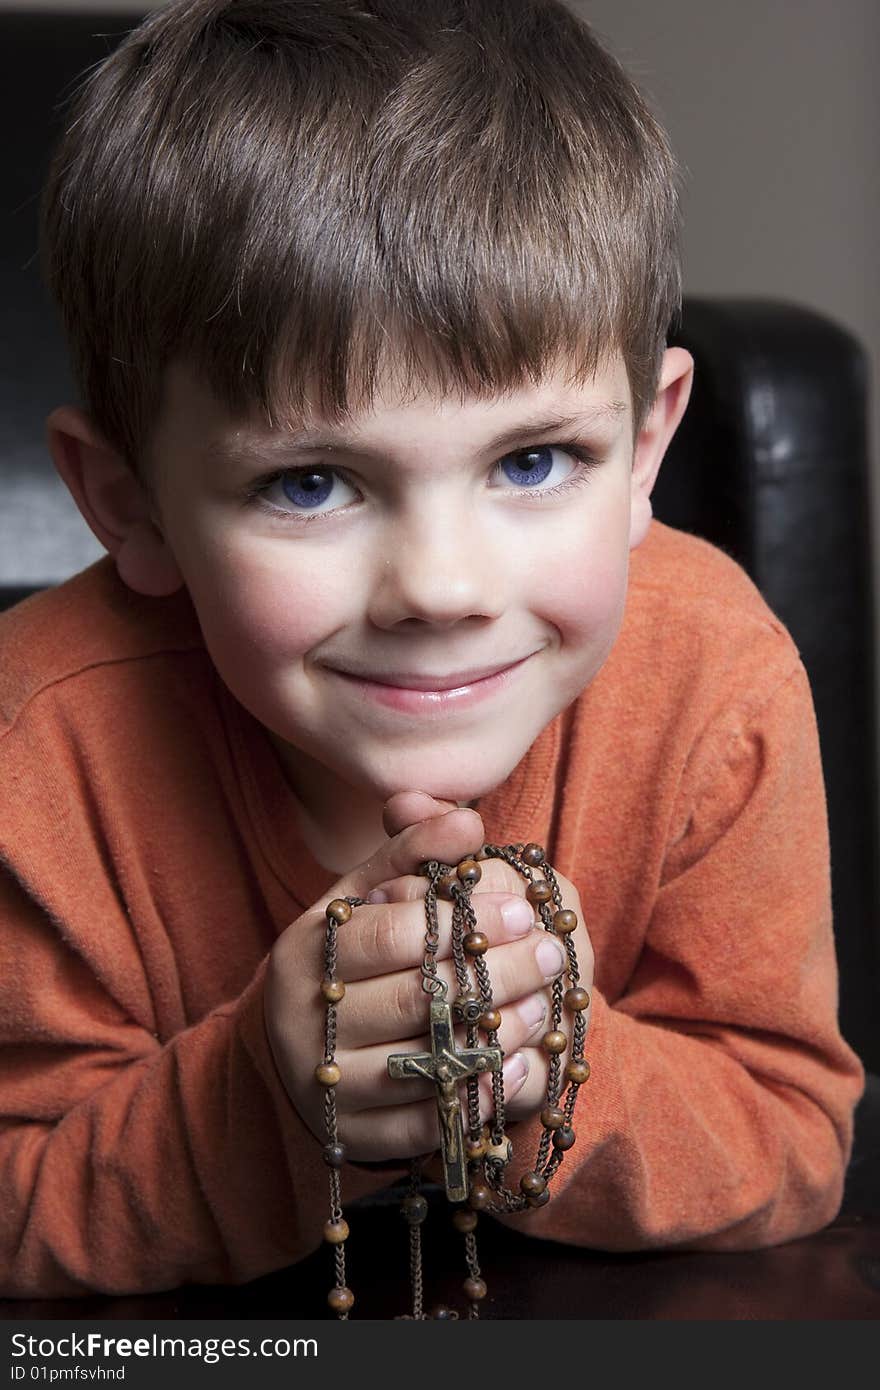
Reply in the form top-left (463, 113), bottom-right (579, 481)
top-left (366, 500), bottom-right (505, 629)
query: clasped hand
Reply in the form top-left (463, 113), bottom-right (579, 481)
top-left (264, 792), bottom-right (594, 1162)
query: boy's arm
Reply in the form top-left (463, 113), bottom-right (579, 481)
top-left (0, 871), bottom-right (401, 1298)
top-left (497, 659), bottom-right (865, 1251)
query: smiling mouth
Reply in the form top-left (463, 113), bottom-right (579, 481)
top-left (325, 657), bottom-right (533, 692)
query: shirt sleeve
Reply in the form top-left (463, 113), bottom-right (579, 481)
top-left (496, 659), bottom-right (865, 1251)
top-left (0, 867), bottom-right (398, 1297)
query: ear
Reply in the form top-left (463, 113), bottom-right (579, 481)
top-left (46, 406), bottom-right (184, 597)
top-left (629, 346), bottom-right (694, 550)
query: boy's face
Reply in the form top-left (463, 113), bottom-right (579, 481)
top-left (76, 348), bottom-right (689, 810)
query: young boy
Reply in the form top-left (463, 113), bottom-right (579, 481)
top-left (0, 0), bottom-right (863, 1301)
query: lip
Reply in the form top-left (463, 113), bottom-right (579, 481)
top-left (325, 654), bottom-right (534, 713)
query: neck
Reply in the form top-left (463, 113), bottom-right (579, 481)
top-left (266, 735), bottom-right (473, 875)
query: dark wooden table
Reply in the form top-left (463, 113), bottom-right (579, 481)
top-left (4, 1077), bottom-right (879, 1321)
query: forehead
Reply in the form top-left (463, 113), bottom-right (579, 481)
top-left (152, 352), bottom-right (631, 465)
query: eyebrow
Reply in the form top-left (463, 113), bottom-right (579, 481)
top-left (215, 401), bottom-right (628, 468)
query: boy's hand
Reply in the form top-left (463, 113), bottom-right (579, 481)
top-left (264, 793), bottom-right (593, 1162)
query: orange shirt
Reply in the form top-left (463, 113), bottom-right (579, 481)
top-left (0, 520), bottom-right (864, 1295)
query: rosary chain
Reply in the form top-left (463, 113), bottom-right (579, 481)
top-left (317, 847), bottom-right (589, 1318)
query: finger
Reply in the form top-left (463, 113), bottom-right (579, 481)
top-left (366, 855), bottom-right (530, 905)
top-left (381, 791), bottom-right (462, 839)
top-left (333, 892), bottom-right (537, 985)
top-left (335, 930), bottom-right (567, 1047)
top-left (315, 806), bottom-right (486, 914)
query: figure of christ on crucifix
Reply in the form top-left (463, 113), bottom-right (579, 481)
top-left (388, 997), bottom-right (503, 1201)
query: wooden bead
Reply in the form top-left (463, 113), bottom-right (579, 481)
top-left (437, 871), bottom-right (459, 901)
top-left (553, 909), bottom-right (578, 934)
top-left (468, 1182), bottom-right (492, 1210)
top-left (543, 1030), bottom-right (567, 1054)
top-left (553, 1126), bottom-right (576, 1151)
top-left (565, 1059), bottom-right (591, 1084)
top-left (452, 991), bottom-right (482, 1023)
top-left (521, 843), bottom-right (545, 867)
top-left (526, 1187), bottom-right (551, 1208)
top-left (327, 1286), bottom-right (354, 1313)
top-left (465, 1134), bottom-right (489, 1160)
top-left (320, 978), bottom-right (346, 1003)
top-left (519, 1170), bottom-right (547, 1197)
top-left (315, 1061), bottom-right (341, 1086)
top-left (457, 858), bottom-right (483, 887)
top-left (463, 930), bottom-right (489, 956)
top-left (540, 1105), bottom-right (565, 1130)
top-left (401, 1194), bottom-right (429, 1224)
top-left (463, 1276), bottom-right (487, 1301)
top-left (479, 1007), bottom-right (502, 1032)
top-left (564, 986), bottom-right (590, 1011)
top-left (526, 879), bottom-right (553, 905)
top-left (323, 1142), bottom-right (346, 1167)
top-left (323, 1218), bottom-right (349, 1244)
top-left (325, 898), bottom-right (352, 925)
top-left (452, 1208), bottom-right (478, 1233)
top-left (431, 1305), bottom-right (455, 1319)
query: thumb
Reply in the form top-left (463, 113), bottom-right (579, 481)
top-left (381, 790), bottom-right (464, 838)
top-left (318, 797), bottom-right (484, 912)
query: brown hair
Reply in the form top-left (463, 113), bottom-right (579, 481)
top-left (40, 0), bottom-right (683, 476)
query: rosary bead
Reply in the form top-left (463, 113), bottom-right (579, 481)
top-left (431, 1306), bottom-right (455, 1319)
top-left (323, 1142), bottom-right (346, 1167)
top-left (327, 1286), bottom-right (354, 1313)
top-left (553, 909), bottom-right (578, 935)
top-left (465, 1134), bottom-right (489, 1161)
top-left (452, 1208), bottom-right (478, 1233)
top-left (325, 899), bottom-right (352, 925)
top-left (521, 843), bottom-right (545, 867)
top-left (452, 990), bottom-right (483, 1023)
top-left (479, 1007), bottom-right (502, 1032)
top-left (401, 1194), bottom-right (429, 1225)
top-left (315, 1061), bottom-right (341, 1087)
top-left (519, 1170), bottom-right (547, 1197)
top-left (526, 879), bottom-right (553, 905)
top-left (320, 978), bottom-right (346, 1003)
top-left (457, 858), bottom-right (483, 887)
top-left (437, 871), bottom-right (459, 901)
top-left (543, 1030), bottom-right (568, 1054)
top-left (463, 1276), bottom-right (488, 1301)
top-left (526, 1187), bottom-right (551, 1209)
top-left (323, 1218), bottom-right (350, 1244)
top-left (565, 1059), bottom-right (591, 1084)
top-left (553, 1126), bottom-right (576, 1151)
top-left (463, 930), bottom-right (489, 956)
top-left (468, 1183), bottom-right (492, 1210)
top-left (564, 986), bottom-right (590, 1012)
top-left (485, 1133), bottom-right (513, 1164)
top-left (540, 1105), bottom-right (565, 1130)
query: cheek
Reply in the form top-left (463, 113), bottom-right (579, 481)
top-left (535, 504), bottom-right (631, 643)
top-left (180, 538), bottom-right (353, 667)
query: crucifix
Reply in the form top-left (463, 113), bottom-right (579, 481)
top-left (388, 996), bottom-right (503, 1201)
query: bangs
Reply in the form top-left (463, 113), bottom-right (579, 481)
top-left (41, 0), bottom-right (681, 466)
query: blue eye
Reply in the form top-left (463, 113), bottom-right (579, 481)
top-left (258, 467), bottom-right (358, 516)
top-left (281, 470), bottom-right (335, 509)
top-left (497, 446), bottom-right (557, 490)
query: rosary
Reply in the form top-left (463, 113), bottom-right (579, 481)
top-left (316, 842), bottom-right (589, 1319)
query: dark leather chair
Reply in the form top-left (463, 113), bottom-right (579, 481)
top-left (1, 9), bottom-right (877, 1318)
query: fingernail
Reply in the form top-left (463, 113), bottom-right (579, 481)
top-left (535, 936), bottom-right (566, 980)
top-left (518, 993), bottom-right (546, 1030)
top-left (367, 888), bottom-right (389, 904)
top-left (500, 897), bottom-right (534, 937)
top-left (503, 1052), bottom-right (529, 1093)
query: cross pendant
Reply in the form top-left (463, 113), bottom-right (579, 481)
top-left (388, 997), bottom-right (503, 1201)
